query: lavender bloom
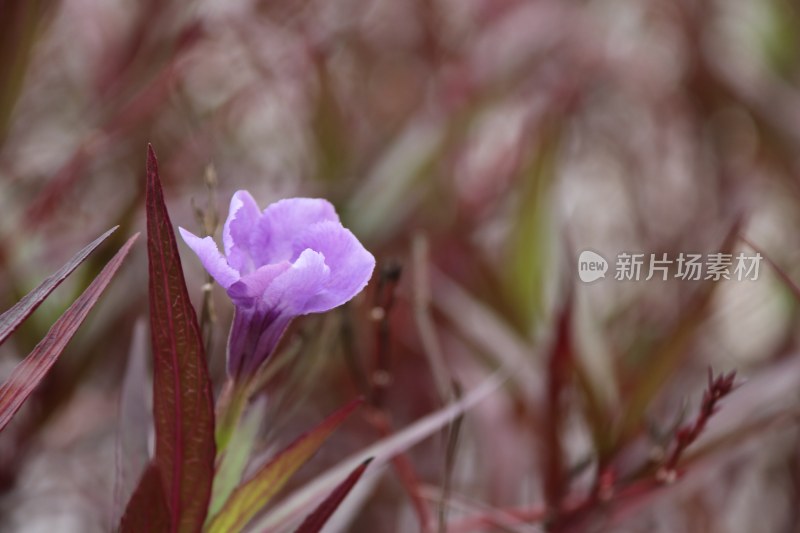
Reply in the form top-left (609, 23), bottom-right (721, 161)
top-left (179, 192), bottom-right (375, 378)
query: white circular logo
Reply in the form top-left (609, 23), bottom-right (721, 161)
top-left (578, 250), bottom-right (608, 283)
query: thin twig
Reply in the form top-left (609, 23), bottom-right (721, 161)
top-left (658, 368), bottom-right (737, 480)
top-left (192, 164), bottom-right (220, 356)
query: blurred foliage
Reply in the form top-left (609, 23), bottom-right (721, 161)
top-left (2, 0), bottom-right (800, 531)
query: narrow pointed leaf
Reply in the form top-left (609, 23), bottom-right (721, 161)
top-left (208, 397), bottom-right (267, 521)
top-left (0, 233), bottom-right (137, 432)
top-left (252, 370), bottom-right (506, 532)
top-left (0, 225), bottom-right (117, 347)
top-left (146, 145), bottom-right (216, 532)
top-left (208, 398), bottom-right (362, 533)
top-left (120, 463), bottom-right (172, 533)
top-left (543, 293), bottom-right (573, 509)
top-left (293, 458), bottom-right (373, 533)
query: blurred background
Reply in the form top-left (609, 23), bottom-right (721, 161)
top-left (2, 0), bottom-right (800, 531)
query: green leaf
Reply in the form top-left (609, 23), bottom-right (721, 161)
top-left (207, 398), bottom-right (362, 533)
top-left (208, 397), bottom-right (266, 521)
top-left (502, 131), bottom-right (558, 329)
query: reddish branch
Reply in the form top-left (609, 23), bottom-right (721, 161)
top-left (369, 260), bottom-right (402, 408)
top-left (446, 368), bottom-right (738, 533)
top-left (365, 261), bottom-right (433, 532)
top-left (661, 368), bottom-right (737, 476)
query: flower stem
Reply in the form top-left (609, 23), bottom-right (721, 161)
top-left (215, 378), bottom-right (251, 454)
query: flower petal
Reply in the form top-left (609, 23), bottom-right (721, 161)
top-left (178, 228), bottom-right (240, 288)
top-left (267, 249), bottom-right (331, 314)
top-left (291, 221), bottom-right (376, 313)
top-left (222, 190), bottom-right (262, 274)
top-left (255, 198), bottom-right (340, 265)
top-left (227, 262), bottom-right (291, 309)
top-left (227, 306), bottom-right (290, 378)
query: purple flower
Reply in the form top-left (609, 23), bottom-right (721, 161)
top-left (179, 192), bottom-right (375, 378)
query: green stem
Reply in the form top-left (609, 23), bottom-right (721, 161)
top-left (215, 378), bottom-right (250, 454)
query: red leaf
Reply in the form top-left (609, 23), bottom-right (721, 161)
top-left (293, 458), bottom-right (373, 533)
top-left (120, 463), bottom-right (172, 533)
top-left (543, 293), bottom-right (573, 511)
top-left (0, 226), bottom-right (117, 347)
top-left (146, 145), bottom-right (215, 532)
top-left (0, 233), bottom-right (137, 432)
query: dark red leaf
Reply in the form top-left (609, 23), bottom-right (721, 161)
top-left (146, 144), bottom-right (215, 532)
top-left (0, 233), bottom-right (137, 432)
top-left (543, 292), bottom-right (573, 512)
top-left (0, 226), bottom-right (117, 347)
top-left (120, 463), bottom-right (172, 533)
top-left (293, 458), bottom-right (373, 533)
